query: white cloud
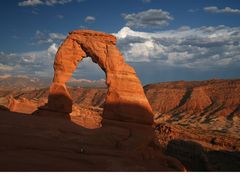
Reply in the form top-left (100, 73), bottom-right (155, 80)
top-left (114, 26), bottom-right (240, 69)
top-left (204, 6), bottom-right (240, 14)
top-left (0, 43), bottom-right (104, 79)
top-left (0, 44), bottom-right (59, 76)
top-left (18, 0), bottom-right (43, 6)
top-left (122, 9), bottom-right (173, 29)
top-left (45, 0), bottom-right (72, 6)
top-left (47, 43), bottom-right (59, 55)
top-left (79, 25), bottom-right (87, 29)
top-left (35, 30), bottom-right (52, 44)
top-left (49, 32), bottom-right (66, 40)
top-left (18, 0), bottom-right (77, 7)
top-left (1, 26), bottom-right (240, 80)
top-left (84, 16), bottom-right (96, 23)
top-left (35, 30), bottom-right (66, 44)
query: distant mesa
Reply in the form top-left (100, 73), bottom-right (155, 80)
top-left (0, 75), bottom-right (107, 90)
top-left (36, 30), bottom-right (154, 124)
top-left (67, 78), bottom-right (106, 88)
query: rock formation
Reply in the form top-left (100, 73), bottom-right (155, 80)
top-left (1, 79), bottom-right (240, 171)
top-left (144, 79), bottom-right (240, 118)
top-left (43, 30), bottom-right (153, 124)
top-left (0, 110), bottom-right (185, 171)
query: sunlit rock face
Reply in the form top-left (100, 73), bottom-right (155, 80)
top-left (46, 30), bottom-right (153, 124)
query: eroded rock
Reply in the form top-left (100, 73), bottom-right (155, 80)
top-left (43, 30), bottom-right (153, 124)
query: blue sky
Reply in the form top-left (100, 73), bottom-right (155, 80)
top-left (0, 0), bottom-right (240, 84)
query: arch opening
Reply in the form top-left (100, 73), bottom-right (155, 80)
top-left (69, 57), bottom-right (106, 87)
top-left (65, 57), bottom-right (107, 128)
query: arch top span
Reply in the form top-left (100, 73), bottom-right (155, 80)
top-left (46, 29), bottom-right (154, 124)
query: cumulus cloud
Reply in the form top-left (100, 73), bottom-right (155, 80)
top-left (84, 16), bottom-right (96, 23)
top-left (49, 32), bottom-right (66, 40)
top-left (0, 43), bottom-right (104, 79)
top-left (0, 44), bottom-right (58, 76)
top-left (35, 30), bottom-right (66, 44)
top-left (1, 25), bottom-right (240, 82)
top-left (47, 43), bottom-right (59, 55)
top-left (122, 9), bottom-right (173, 29)
top-left (204, 6), bottom-right (240, 14)
top-left (114, 26), bottom-right (240, 69)
top-left (18, 0), bottom-right (43, 6)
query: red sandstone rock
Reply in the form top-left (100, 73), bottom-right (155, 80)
top-left (7, 97), bottom-right (39, 114)
top-left (144, 79), bottom-right (240, 118)
top-left (0, 110), bottom-right (185, 171)
top-left (1, 79), bottom-right (240, 171)
top-left (45, 30), bottom-right (153, 124)
top-left (47, 83), bottom-right (72, 113)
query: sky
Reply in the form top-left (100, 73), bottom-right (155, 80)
top-left (0, 0), bottom-right (240, 84)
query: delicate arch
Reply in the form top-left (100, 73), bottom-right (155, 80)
top-left (46, 30), bottom-right (153, 124)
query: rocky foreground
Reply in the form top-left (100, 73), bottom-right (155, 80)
top-left (0, 79), bottom-right (240, 171)
top-left (0, 110), bottom-right (185, 171)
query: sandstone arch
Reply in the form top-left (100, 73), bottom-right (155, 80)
top-left (46, 30), bottom-right (153, 124)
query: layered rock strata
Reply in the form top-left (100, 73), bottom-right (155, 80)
top-left (43, 30), bottom-right (153, 124)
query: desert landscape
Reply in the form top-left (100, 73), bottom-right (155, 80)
top-left (0, 74), bottom-right (239, 171)
top-left (0, 0), bottom-right (240, 175)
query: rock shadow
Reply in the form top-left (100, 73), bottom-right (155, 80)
top-left (165, 139), bottom-right (240, 171)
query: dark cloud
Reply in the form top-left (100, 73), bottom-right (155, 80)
top-left (122, 9), bottom-right (173, 29)
top-left (130, 62), bottom-right (240, 85)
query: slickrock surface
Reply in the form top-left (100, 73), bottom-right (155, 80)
top-left (0, 110), bottom-right (185, 171)
top-left (45, 30), bottom-right (153, 124)
top-left (1, 79), bottom-right (240, 171)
